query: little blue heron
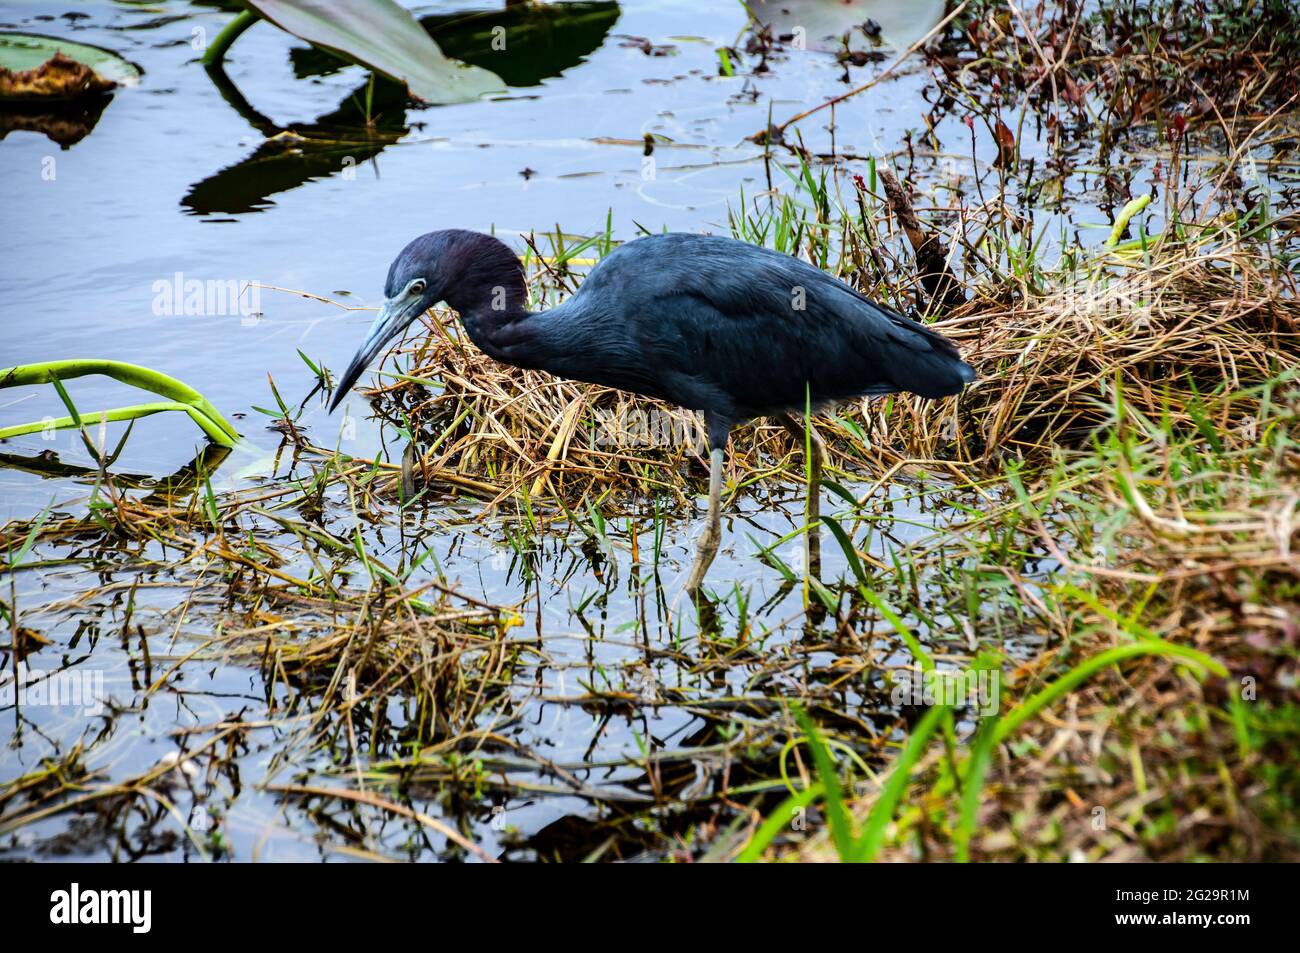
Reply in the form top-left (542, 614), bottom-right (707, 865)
top-left (329, 229), bottom-right (975, 589)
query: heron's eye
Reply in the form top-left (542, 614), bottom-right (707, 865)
top-left (409, 279), bottom-right (426, 296)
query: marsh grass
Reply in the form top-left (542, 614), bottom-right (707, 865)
top-left (300, 5), bottom-right (1298, 859)
top-left (3, 0), bottom-right (1299, 862)
top-left (932, 0), bottom-right (1300, 127)
top-left (0, 440), bottom-right (525, 860)
top-left (747, 370), bottom-right (1299, 862)
top-left (277, 159), bottom-right (1295, 861)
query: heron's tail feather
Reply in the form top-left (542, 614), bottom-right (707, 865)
top-left (874, 313), bottom-right (976, 400)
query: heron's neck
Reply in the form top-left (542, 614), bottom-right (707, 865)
top-left (457, 301), bottom-right (549, 369)
top-left (456, 282), bottom-right (597, 376)
top-left (437, 232), bottom-right (583, 371)
top-left (443, 260), bottom-right (527, 319)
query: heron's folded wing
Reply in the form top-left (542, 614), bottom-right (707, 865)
top-left (638, 248), bottom-right (970, 412)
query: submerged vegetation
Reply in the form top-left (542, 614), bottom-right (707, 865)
top-left (2, 0), bottom-right (1298, 862)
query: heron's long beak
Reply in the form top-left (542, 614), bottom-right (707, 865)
top-left (328, 297), bottom-right (420, 413)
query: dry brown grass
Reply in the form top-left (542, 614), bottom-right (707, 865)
top-left (944, 238), bottom-right (1299, 459)
top-left (0, 478), bottom-right (521, 860)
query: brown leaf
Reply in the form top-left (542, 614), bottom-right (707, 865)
top-left (1061, 71), bottom-right (1083, 105)
top-left (13, 626), bottom-right (53, 662)
top-left (994, 119), bottom-right (1017, 167)
top-left (0, 51), bottom-right (116, 102)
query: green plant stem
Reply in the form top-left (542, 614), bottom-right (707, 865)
top-left (856, 703), bottom-right (951, 862)
top-left (201, 9), bottom-right (260, 67)
top-left (1105, 194), bottom-right (1153, 248)
top-left (0, 403), bottom-right (236, 448)
top-left (0, 360), bottom-right (239, 442)
top-left (735, 783), bottom-right (825, 863)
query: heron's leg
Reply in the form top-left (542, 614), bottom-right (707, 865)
top-left (684, 446), bottom-right (725, 591)
top-left (779, 413), bottom-right (825, 576)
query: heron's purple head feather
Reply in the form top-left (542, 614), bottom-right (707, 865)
top-left (386, 229), bottom-right (526, 318)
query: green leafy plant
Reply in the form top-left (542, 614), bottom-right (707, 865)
top-left (0, 360), bottom-right (239, 448)
top-left (203, 0), bottom-right (504, 105)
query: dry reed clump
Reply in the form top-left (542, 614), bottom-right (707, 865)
top-left (218, 578), bottom-right (521, 740)
top-left (0, 502), bottom-right (522, 857)
top-left (182, 516), bottom-right (524, 746)
top-left (0, 472), bottom-right (522, 746)
top-left (351, 236), bottom-right (1298, 506)
top-left (938, 239), bottom-right (1300, 463)
top-left (931, 0), bottom-right (1300, 126)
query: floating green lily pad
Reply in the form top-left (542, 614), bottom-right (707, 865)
top-left (748, 0), bottom-right (946, 53)
top-left (0, 32), bottom-right (141, 99)
top-left (244, 0), bottom-right (503, 105)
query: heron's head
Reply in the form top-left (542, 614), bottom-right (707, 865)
top-left (329, 229), bottom-right (524, 412)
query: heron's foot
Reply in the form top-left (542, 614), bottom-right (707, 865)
top-left (684, 521), bottom-right (721, 591)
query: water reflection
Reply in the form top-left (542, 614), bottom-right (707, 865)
top-left (0, 443), bottom-right (231, 499)
top-left (183, 2), bottom-right (619, 215)
top-left (424, 2), bottom-right (620, 88)
top-left (0, 93), bottom-right (112, 148)
top-left (182, 62), bottom-right (405, 215)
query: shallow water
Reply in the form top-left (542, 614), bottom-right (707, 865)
top-left (2, 1), bottom-right (1289, 861)
top-left (1, 0), bottom-right (975, 861)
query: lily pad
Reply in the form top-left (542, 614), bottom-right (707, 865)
top-left (244, 0), bottom-right (504, 105)
top-left (0, 32), bottom-right (141, 101)
top-left (749, 0), bottom-right (947, 54)
top-left (289, 2), bottom-right (621, 89)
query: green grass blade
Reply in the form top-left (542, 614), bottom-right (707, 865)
top-left (953, 714), bottom-right (1000, 862)
top-left (0, 402), bottom-right (237, 448)
top-left (859, 587), bottom-right (933, 670)
top-left (7, 497), bottom-right (55, 568)
top-left (993, 642), bottom-right (1226, 746)
top-left (821, 514), bottom-right (867, 587)
top-left (854, 703), bottom-right (950, 862)
top-left (792, 704), bottom-right (856, 860)
top-left (734, 782), bottom-right (825, 863)
top-left (0, 360), bottom-right (239, 441)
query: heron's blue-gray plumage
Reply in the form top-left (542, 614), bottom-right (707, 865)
top-left (467, 233), bottom-right (974, 445)
top-left (337, 230), bottom-right (975, 449)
